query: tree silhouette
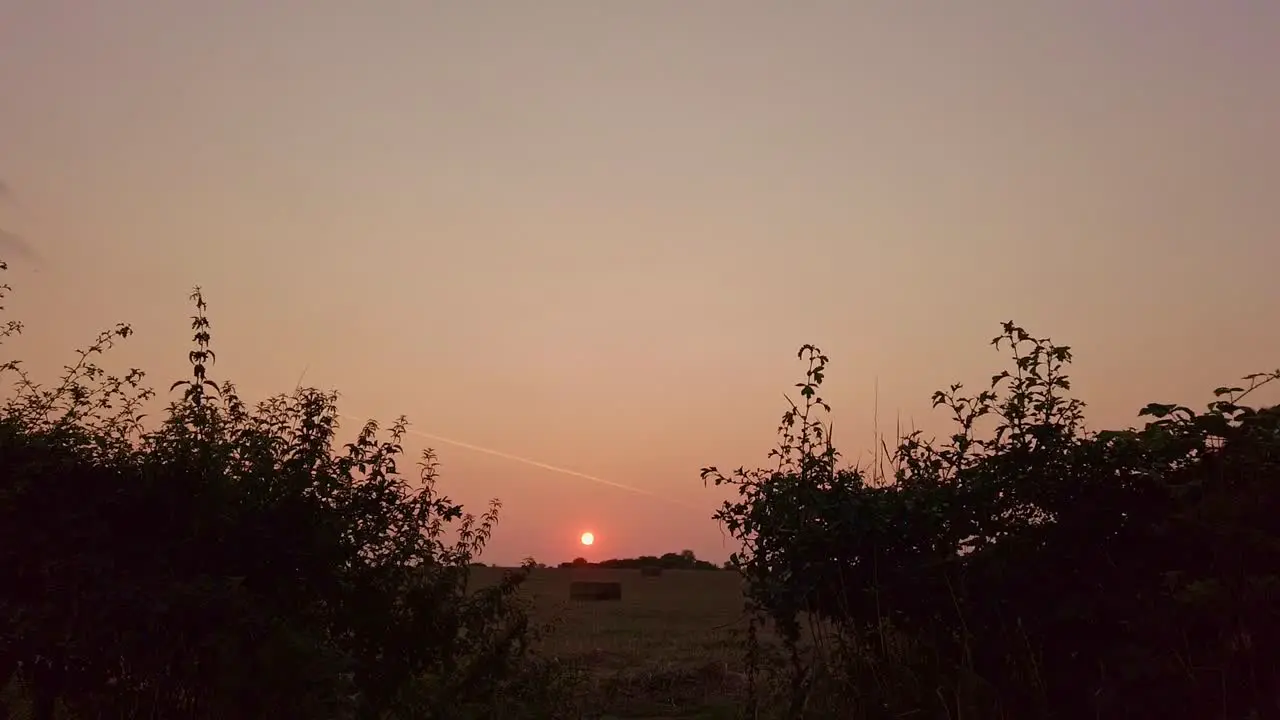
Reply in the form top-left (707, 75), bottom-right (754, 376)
top-left (706, 327), bottom-right (1280, 718)
top-left (0, 275), bottom-right (566, 718)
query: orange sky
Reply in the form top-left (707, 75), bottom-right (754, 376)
top-left (2, 1), bottom-right (1278, 565)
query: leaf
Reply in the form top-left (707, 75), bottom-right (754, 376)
top-left (1139, 402), bottom-right (1177, 419)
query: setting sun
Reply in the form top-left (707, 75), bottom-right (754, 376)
top-left (579, 532), bottom-right (594, 546)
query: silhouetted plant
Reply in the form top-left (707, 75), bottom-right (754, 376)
top-left (706, 324), bottom-right (1280, 719)
top-left (0, 265), bottom-right (567, 719)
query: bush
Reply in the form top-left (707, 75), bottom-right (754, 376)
top-left (705, 325), bottom-right (1280, 719)
top-left (0, 266), bottom-right (570, 719)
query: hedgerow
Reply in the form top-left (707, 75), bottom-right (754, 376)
top-left (0, 264), bottom-right (572, 719)
top-left (707, 325), bottom-right (1280, 719)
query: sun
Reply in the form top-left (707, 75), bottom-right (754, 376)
top-left (579, 532), bottom-right (594, 546)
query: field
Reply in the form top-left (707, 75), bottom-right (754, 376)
top-left (471, 566), bottom-right (753, 718)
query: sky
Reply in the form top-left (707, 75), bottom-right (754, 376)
top-left (1, 1), bottom-right (1278, 565)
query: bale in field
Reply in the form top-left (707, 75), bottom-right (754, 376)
top-left (569, 580), bottom-right (622, 601)
top-left (639, 565), bottom-right (663, 578)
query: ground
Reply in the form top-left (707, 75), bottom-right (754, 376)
top-left (0, 567), bottom-right (756, 719)
top-left (472, 566), bottom-right (753, 718)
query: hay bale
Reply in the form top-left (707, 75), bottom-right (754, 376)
top-left (639, 565), bottom-right (663, 578)
top-left (569, 580), bottom-right (622, 601)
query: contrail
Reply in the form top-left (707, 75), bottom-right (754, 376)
top-left (290, 366), bottom-right (697, 509)
top-left (334, 411), bottom-right (698, 510)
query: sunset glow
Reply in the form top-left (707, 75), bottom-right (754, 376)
top-left (580, 532), bottom-right (594, 546)
top-left (2, 2), bottom-right (1277, 568)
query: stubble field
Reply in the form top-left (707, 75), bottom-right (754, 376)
top-left (471, 566), bottom-right (754, 718)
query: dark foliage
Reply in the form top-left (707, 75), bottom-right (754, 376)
top-left (556, 550), bottom-right (720, 571)
top-left (0, 265), bottom-right (565, 719)
top-left (706, 324), bottom-right (1280, 719)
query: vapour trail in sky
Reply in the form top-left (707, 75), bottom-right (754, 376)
top-left (335, 411), bottom-right (699, 510)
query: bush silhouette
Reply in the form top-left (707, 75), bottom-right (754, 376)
top-left (5, 255), bottom-right (1278, 719)
top-left (0, 267), bottom-right (559, 719)
top-left (706, 325), bottom-right (1280, 719)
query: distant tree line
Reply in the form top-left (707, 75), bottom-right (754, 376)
top-left (556, 549), bottom-right (722, 570)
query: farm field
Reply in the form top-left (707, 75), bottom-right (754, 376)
top-left (471, 566), bottom-right (753, 718)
